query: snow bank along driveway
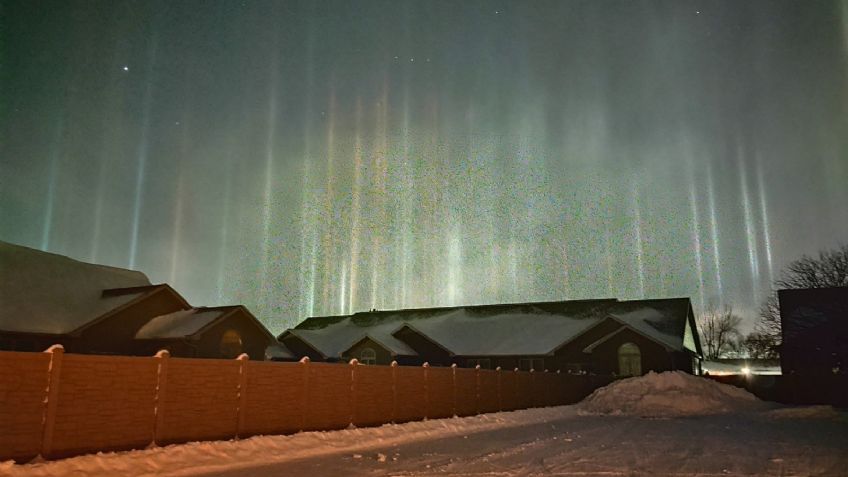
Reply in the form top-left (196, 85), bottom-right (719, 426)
top-left (4, 372), bottom-right (847, 477)
top-left (579, 370), bottom-right (772, 417)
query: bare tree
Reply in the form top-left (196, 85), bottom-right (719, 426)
top-left (697, 304), bottom-right (743, 360)
top-left (754, 293), bottom-right (782, 356)
top-left (741, 331), bottom-right (777, 359)
top-left (756, 243), bottom-right (848, 356)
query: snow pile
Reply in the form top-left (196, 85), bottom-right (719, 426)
top-left (579, 371), bottom-right (769, 417)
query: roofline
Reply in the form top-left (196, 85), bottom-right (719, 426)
top-left (583, 320), bottom-right (677, 353)
top-left (391, 323), bottom-right (456, 357)
top-left (547, 317), bottom-right (607, 354)
top-left (184, 305), bottom-right (275, 342)
top-left (186, 306), bottom-right (242, 340)
top-left (603, 314), bottom-right (678, 351)
top-left (452, 353), bottom-right (553, 358)
top-left (279, 329), bottom-right (328, 359)
top-left (70, 284), bottom-right (191, 337)
top-left (686, 301), bottom-right (704, 358)
top-left (300, 297), bottom-right (621, 322)
top-left (615, 296), bottom-right (692, 304)
top-left (343, 334), bottom-right (419, 358)
top-left (101, 285), bottom-right (161, 297)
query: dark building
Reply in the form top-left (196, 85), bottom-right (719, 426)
top-left (779, 287), bottom-right (848, 375)
top-left (0, 241), bottom-right (280, 360)
top-left (279, 297), bottom-right (703, 376)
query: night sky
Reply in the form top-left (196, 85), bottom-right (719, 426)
top-left (1, 0), bottom-right (847, 333)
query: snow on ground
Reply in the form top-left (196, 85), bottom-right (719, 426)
top-left (579, 371), bottom-right (772, 417)
top-left (0, 407), bottom-right (568, 477)
top-left (3, 373), bottom-right (847, 477)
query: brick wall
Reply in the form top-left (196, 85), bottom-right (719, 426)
top-left (394, 365), bottom-right (427, 423)
top-left (157, 357), bottom-right (242, 444)
top-left (426, 366), bottom-right (455, 419)
top-left (240, 361), bottom-right (304, 437)
top-left (0, 349), bottom-right (591, 463)
top-left (0, 351), bottom-right (51, 462)
top-left (48, 354), bottom-right (158, 458)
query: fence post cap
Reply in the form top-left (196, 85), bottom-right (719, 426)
top-left (236, 353), bottom-right (250, 361)
top-left (299, 356), bottom-right (311, 364)
top-left (44, 344), bottom-right (64, 354)
top-left (349, 358), bottom-right (359, 365)
top-left (154, 349), bottom-right (170, 358)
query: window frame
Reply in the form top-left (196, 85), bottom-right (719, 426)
top-left (617, 342), bottom-right (642, 376)
top-left (359, 347), bottom-right (377, 365)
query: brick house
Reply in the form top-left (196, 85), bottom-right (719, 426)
top-left (0, 241), bottom-right (280, 360)
top-left (779, 287), bottom-right (848, 375)
top-left (278, 297), bottom-right (703, 376)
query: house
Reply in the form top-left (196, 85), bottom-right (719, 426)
top-left (133, 305), bottom-right (280, 359)
top-left (0, 241), bottom-right (280, 360)
top-left (779, 287), bottom-right (848, 375)
top-left (279, 297), bottom-right (703, 376)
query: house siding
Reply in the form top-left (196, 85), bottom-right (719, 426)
top-left (586, 328), bottom-right (672, 375)
top-left (393, 327), bottom-right (452, 366)
top-left (342, 337), bottom-right (394, 365)
top-left (552, 318), bottom-right (622, 371)
top-left (280, 335), bottom-right (324, 361)
top-left (193, 311), bottom-right (273, 360)
top-left (78, 290), bottom-right (188, 354)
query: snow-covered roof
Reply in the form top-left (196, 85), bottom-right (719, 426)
top-left (134, 308), bottom-right (230, 340)
top-left (286, 298), bottom-right (695, 358)
top-left (0, 241), bottom-right (153, 334)
top-left (405, 308), bottom-right (600, 355)
top-left (606, 307), bottom-right (684, 351)
top-left (288, 319), bottom-right (419, 358)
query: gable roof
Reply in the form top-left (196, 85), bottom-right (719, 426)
top-left (0, 241), bottom-right (153, 334)
top-left (135, 307), bottom-right (228, 339)
top-left (283, 297), bottom-right (696, 358)
top-left (346, 335), bottom-right (418, 357)
top-left (284, 318), bottom-right (419, 359)
top-left (400, 307), bottom-right (601, 356)
top-left (135, 305), bottom-right (275, 341)
top-left (604, 298), bottom-right (695, 353)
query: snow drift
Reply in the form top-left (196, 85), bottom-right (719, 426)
top-left (579, 371), bottom-right (770, 417)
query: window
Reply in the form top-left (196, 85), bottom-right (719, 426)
top-left (518, 358), bottom-right (545, 371)
top-left (467, 358), bottom-right (491, 369)
top-left (219, 330), bottom-right (243, 358)
top-left (360, 347), bottom-right (377, 365)
top-left (618, 342), bottom-right (641, 376)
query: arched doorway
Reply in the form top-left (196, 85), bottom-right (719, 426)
top-left (618, 342), bottom-right (642, 376)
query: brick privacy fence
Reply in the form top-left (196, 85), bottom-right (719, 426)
top-left (0, 347), bottom-right (596, 463)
